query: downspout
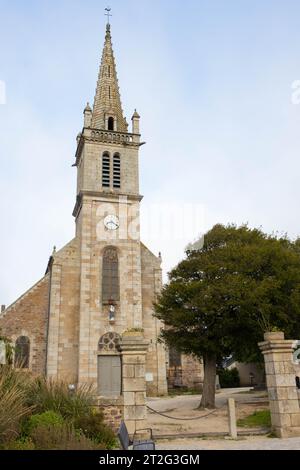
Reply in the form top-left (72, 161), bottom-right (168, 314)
top-left (44, 255), bottom-right (54, 376)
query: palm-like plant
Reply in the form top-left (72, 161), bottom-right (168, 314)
top-left (0, 366), bottom-right (33, 443)
top-left (26, 378), bottom-right (95, 419)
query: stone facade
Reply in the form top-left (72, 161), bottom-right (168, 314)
top-left (0, 275), bottom-right (49, 374)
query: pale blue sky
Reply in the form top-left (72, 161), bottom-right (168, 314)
top-left (1, 0), bottom-right (300, 305)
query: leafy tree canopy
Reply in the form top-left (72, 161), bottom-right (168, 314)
top-left (155, 224), bottom-right (300, 365)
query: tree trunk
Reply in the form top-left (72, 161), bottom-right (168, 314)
top-left (199, 354), bottom-right (217, 409)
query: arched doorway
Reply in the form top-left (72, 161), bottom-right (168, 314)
top-left (97, 332), bottom-right (121, 396)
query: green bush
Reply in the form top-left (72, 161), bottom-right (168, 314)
top-left (218, 367), bottom-right (240, 388)
top-left (4, 437), bottom-right (35, 450)
top-left (30, 423), bottom-right (103, 450)
top-left (73, 411), bottom-right (116, 449)
top-left (26, 378), bottom-right (95, 419)
top-left (26, 411), bottom-right (64, 435)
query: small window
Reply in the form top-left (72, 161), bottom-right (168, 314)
top-left (113, 154), bottom-right (121, 189)
top-left (15, 336), bottom-right (30, 368)
top-left (108, 116), bottom-right (114, 131)
top-left (102, 153), bottom-right (110, 188)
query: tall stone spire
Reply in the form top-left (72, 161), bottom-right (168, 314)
top-left (91, 23), bottom-right (128, 132)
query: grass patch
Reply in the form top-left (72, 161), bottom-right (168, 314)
top-left (237, 410), bottom-right (271, 428)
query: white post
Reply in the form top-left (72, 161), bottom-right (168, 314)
top-left (228, 398), bottom-right (237, 439)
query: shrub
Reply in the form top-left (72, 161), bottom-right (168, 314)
top-left (0, 366), bottom-right (33, 444)
top-left (26, 411), bottom-right (64, 435)
top-left (4, 437), bottom-right (35, 450)
top-left (73, 411), bottom-right (116, 449)
top-left (26, 378), bottom-right (95, 419)
top-left (30, 423), bottom-right (103, 450)
top-left (218, 367), bottom-right (240, 388)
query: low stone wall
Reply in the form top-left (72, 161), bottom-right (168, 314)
top-left (95, 396), bottom-right (124, 433)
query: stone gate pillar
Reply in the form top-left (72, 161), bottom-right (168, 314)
top-left (120, 333), bottom-right (149, 436)
top-left (259, 331), bottom-right (300, 438)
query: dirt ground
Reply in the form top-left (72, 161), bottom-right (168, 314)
top-left (146, 387), bottom-right (269, 437)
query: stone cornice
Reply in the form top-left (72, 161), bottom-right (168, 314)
top-left (72, 190), bottom-right (143, 218)
top-left (258, 339), bottom-right (297, 354)
top-left (74, 127), bottom-right (145, 167)
top-left (120, 335), bottom-right (149, 353)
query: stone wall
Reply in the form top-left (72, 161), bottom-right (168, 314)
top-left (181, 354), bottom-right (203, 390)
top-left (46, 238), bottom-right (80, 382)
top-left (96, 397), bottom-right (124, 433)
top-left (0, 275), bottom-right (49, 374)
top-left (167, 353), bottom-right (203, 391)
top-left (141, 243), bottom-right (167, 396)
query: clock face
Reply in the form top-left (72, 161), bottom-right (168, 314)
top-left (104, 214), bottom-right (119, 230)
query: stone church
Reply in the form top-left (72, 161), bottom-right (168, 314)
top-left (0, 22), bottom-right (203, 397)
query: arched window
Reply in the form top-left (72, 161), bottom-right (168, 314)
top-left (15, 336), bottom-right (30, 368)
top-left (98, 332), bottom-right (121, 352)
top-left (102, 153), bottom-right (110, 188)
top-left (113, 154), bottom-right (121, 189)
top-left (108, 116), bottom-right (114, 131)
top-left (102, 247), bottom-right (119, 302)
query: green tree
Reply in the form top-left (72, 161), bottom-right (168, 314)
top-left (154, 224), bottom-right (300, 408)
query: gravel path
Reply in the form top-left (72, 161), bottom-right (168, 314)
top-left (147, 388), bottom-right (300, 449)
top-left (146, 388), bottom-right (269, 437)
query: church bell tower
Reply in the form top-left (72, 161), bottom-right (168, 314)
top-left (71, 20), bottom-right (166, 394)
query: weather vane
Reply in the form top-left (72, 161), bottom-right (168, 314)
top-left (105, 7), bottom-right (112, 24)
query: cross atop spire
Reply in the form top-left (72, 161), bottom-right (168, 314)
top-left (105, 7), bottom-right (112, 25)
top-left (91, 20), bottom-right (127, 132)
